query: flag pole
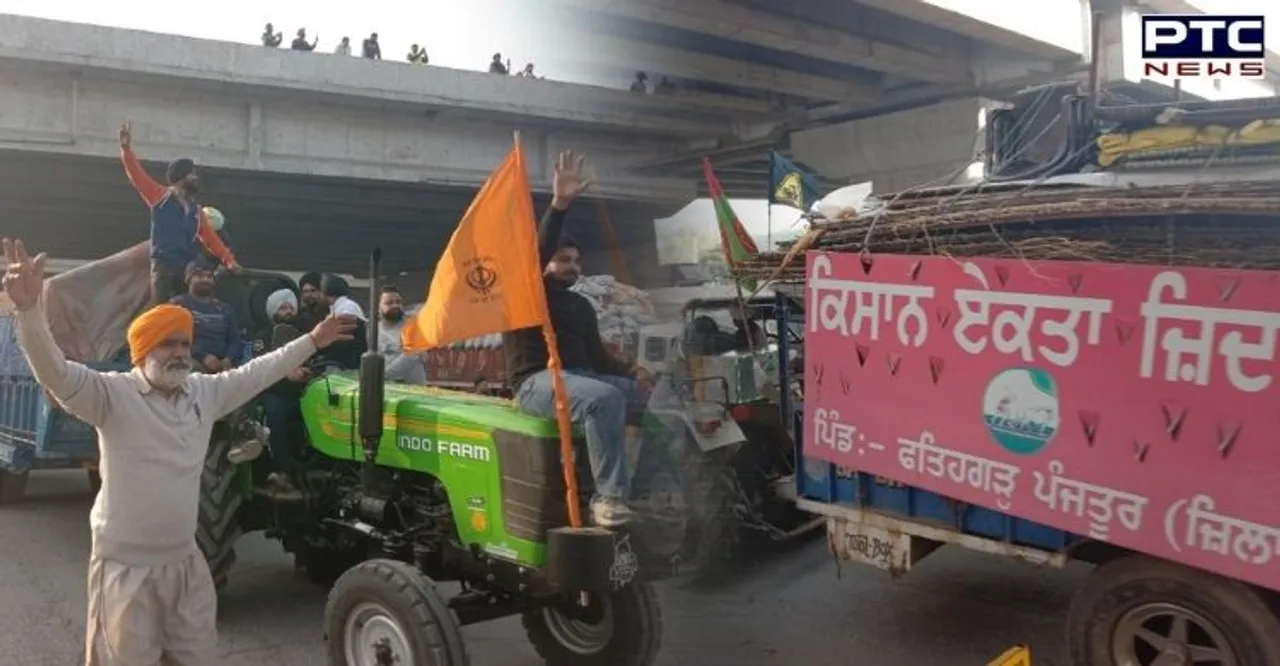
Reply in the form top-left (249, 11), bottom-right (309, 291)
top-left (517, 130), bottom-right (584, 529)
top-left (767, 204), bottom-right (773, 248)
top-left (766, 151), bottom-right (773, 247)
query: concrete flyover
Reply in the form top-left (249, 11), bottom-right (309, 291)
top-left (542, 0), bottom-right (1280, 196)
top-left (0, 14), bottom-right (752, 282)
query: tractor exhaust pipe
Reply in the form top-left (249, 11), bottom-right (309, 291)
top-left (358, 247), bottom-right (385, 490)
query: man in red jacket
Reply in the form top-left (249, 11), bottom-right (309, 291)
top-left (118, 122), bottom-right (242, 304)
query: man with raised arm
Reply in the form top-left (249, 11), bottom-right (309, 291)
top-left (1, 237), bottom-right (354, 666)
top-left (502, 152), bottom-right (652, 527)
top-left (117, 122), bottom-right (242, 304)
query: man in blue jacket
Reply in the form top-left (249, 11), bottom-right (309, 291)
top-left (171, 260), bottom-right (241, 374)
top-left (149, 158), bottom-right (217, 305)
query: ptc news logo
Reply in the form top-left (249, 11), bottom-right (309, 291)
top-left (1142, 15), bottom-right (1266, 79)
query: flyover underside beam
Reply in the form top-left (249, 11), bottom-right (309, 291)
top-left (4, 200), bottom-right (662, 277)
top-left (853, 0), bottom-right (1085, 59)
top-left (0, 68), bottom-right (697, 205)
top-left (0, 56), bottom-right (724, 141)
top-left (556, 0), bottom-right (969, 83)
top-left (561, 31), bottom-right (882, 103)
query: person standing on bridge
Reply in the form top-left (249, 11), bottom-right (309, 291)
top-left (290, 28), bottom-right (318, 52)
top-left (362, 32), bottom-right (382, 60)
top-left (118, 122), bottom-right (242, 305)
top-left (489, 53), bottom-right (509, 74)
top-left (1, 237), bottom-right (356, 666)
top-left (260, 23), bottom-right (282, 48)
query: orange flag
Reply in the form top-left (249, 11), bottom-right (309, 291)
top-left (403, 143), bottom-right (549, 350)
top-left (403, 138), bottom-right (584, 528)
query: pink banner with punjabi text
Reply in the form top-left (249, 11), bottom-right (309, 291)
top-left (803, 250), bottom-right (1280, 591)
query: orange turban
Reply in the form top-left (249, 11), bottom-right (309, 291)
top-left (127, 304), bottom-right (194, 365)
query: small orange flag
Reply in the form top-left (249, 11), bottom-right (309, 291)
top-left (404, 138), bottom-right (585, 528)
top-left (403, 142), bottom-right (549, 351)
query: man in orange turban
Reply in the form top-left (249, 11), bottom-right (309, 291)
top-left (126, 304), bottom-right (196, 388)
top-left (2, 237), bottom-right (356, 666)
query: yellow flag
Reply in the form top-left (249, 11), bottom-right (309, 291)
top-left (988, 645), bottom-right (1030, 666)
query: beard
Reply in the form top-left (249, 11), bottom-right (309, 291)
top-left (546, 272), bottom-right (578, 288)
top-left (382, 308), bottom-right (404, 323)
top-left (143, 356), bottom-right (192, 390)
top-left (181, 180), bottom-right (200, 196)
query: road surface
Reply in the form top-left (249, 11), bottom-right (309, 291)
top-left (0, 470), bottom-right (1088, 665)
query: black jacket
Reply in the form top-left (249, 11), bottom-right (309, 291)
top-left (503, 206), bottom-right (631, 390)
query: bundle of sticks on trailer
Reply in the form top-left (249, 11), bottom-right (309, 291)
top-left (423, 337), bottom-right (632, 397)
top-left (753, 95), bottom-right (1280, 665)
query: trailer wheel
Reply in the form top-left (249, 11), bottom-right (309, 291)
top-left (0, 470), bottom-right (28, 505)
top-left (1068, 555), bottom-right (1280, 666)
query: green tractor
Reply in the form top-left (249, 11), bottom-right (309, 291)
top-left (199, 263), bottom-right (743, 666)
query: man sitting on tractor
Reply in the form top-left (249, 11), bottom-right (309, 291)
top-left (171, 259), bottom-right (241, 374)
top-left (258, 288), bottom-right (313, 498)
top-left (503, 152), bottom-right (652, 527)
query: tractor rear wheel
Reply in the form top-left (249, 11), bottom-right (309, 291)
top-left (523, 582), bottom-right (663, 666)
top-left (196, 434), bottom-right (244, 591)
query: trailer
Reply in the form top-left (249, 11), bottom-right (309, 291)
top-left (0, 313), bottom-right (116, 501)
top-left (0, 244), bottom-right (150, 501)
top-left (765, 149), bottom-right (1280, 662)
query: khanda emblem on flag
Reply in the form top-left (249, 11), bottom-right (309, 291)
top-left (464, 257), bottom-right (500, 299)
top-left (773, 172), bottom-right (804, 209)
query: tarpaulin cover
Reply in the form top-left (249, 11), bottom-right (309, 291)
top-left (3, 242), bottom-right (153, 367)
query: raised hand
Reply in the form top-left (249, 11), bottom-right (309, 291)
top-left (308, 315), bottom-right (358, 349)
top-left (118, 121), bottom-right (132, 149)
top-left (1, 238), bottom-right (47, 312)
top-left (550, 150), bottom-right (593, 210)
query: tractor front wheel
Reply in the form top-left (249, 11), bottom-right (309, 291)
top-left (325, 559), bottom-right (470, 666)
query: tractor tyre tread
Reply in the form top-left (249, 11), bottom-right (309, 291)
top-left (523, 582), bottom-right (663, 666)
top-left (324, 559), bottom-right (469, 666)
top-left (196, 435), bottom-right (243, 591)
top-left (1067, 554), bottom-right (1280, 666)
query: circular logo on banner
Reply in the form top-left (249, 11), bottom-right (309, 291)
top-left (982, 367), bottom-right (1060, 455)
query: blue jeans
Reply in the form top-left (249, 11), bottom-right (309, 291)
top-left (262, 392), bottom-right (300, 473)
top-left (515, 370), bottom-right (642, 499)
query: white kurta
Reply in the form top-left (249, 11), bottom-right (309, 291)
top-left (14, 306), bottom-right (317, 665)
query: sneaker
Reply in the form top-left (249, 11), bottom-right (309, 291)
top-left (264, 472), bottom-right (304, 501)
top-left (590, 496), bottom-right (635, 527)
top-left (227, 438), bottom-right (264, 464)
